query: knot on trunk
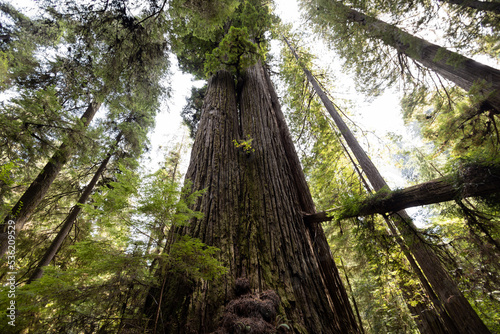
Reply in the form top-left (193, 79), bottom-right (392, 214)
top-left (212, 279), bottom-right (288, 334)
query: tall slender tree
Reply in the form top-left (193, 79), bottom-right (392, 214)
top-left (280, 36), bottom-right (451, 333)
top-left (284, 37), bottom-right (492, 333)
top-left (26, 130), bottom-right (123, 283)
top-left (0, 1), bottom-right (169, 256)
top-left (0, 100), bottom-right (102, 256)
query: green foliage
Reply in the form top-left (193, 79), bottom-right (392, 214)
top-left (278, 35), bottom-right (362, 211)
top-left (0, 2), bottom-right (65, 91)
top-left (362, 0), bottom-right (500, 59)
top-left (170, 0), bottom-right (277, 78)
top-left (0, 159), bottom-right (18, 186)
top-left (0, 240), bottom-right (154, 333)
top-left (181, 84), bottom-right (207, 138)
top-left (167, 235), bottom-right (228, 281)
top-left (0, 144), bottom-right (227, 333)
top-left (401, 82), bottom-right (500, 161)
top-left (424, 202), bottom-right (500, 332)
top-left (279, 32), bottom-right (429, 333)
top-left (2, 0), bottom-right (499, 332)
top-left (169, 0), bottom-right (240, 41)
top-left (0, 159), bottom-right (19, 215)
top-left (138, 171), bottom-right (205, 239)
top-left (82, 165), bottom-right (139, 241)
top-left (300, 0), bottom-right (404, 97)
top-left (0, 51), bottom-right (9, 90)
top-left (0, 84), bottom-right (68, 167)
top-left (204, 26), bottom-right (262, 77)
top-left (336, 185), bottom-right (393, 220)
top-left (330, 215), bottom-right (423, 333)
top-left (233, 134), bottom-right (256, 154)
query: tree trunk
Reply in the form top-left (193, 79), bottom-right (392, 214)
top-left (144, 67), bottom-right (361, 333)
top-left (444, 0), bottom-right (500, 15)
top-left (27, 131), bottom-right (122, 283)
top-left (307, 163), bottom-right (500, 220)
top-left (315, 1), bottom-right (500, 112)
top-left (385, 217), bottom-right (456, 334)
top-left (261, 59), bottom-right (359, 334)
top-left (284, 37), bottom-right (491, 333)
top-left (338, 258), bottom-right (365, 334)
top-left (0, 101), bottom-right (101, 257)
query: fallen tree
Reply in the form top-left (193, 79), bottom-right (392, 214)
top-left (305, 163), bottom-right (500, 223)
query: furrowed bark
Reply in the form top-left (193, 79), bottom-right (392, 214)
top-left (261, 62), bottom-right (360, 333)
top-left (285, 37), bottom-right (491, 333)
top-left (0, 101), bottom-right (102, 257)
top-left (144, 67), bottom-right (361, 333)
top-left (315, 2), bottom-right (500, 112)
top-left (27, 131), bottom-right (123, 283)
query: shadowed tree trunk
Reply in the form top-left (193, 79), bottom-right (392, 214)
top-left (27, 131), bottom-right (123, 283)
top-left (0, 101), bottom-right (102, 257)
top-left (444, 0), bottom-right (500, 14)
top-left (313, 1), bottom-right (500, 112)
top-left (144, 66), bottom-right (361, 333)
top-left (284, 37), bottom-right (491, 334)
top-left (338, 258), bottom-right (366, 333)
top-left (384, 217), bottom-right (455, 334)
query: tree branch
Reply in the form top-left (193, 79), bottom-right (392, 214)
top-left (305, 164), bottom-right (500, 223)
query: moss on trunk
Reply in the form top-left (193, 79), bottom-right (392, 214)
top-left (145, 67), bottom-right (360, 333)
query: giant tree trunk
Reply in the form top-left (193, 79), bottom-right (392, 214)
top-left (313, 1), bottom-right (500, 112)
top-left (284, 37), bottom-right (491, 334)
top-left (0, 101), bottom-right (101, 257)
top-left (144, 67), bottom-right (360, 333)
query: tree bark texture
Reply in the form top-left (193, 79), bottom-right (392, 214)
top-left (315, 1), bottom-right (500, 112)
top-left (0, 101), bottom-right (102, 257)
top-left (285, 36), bottom-right (491, 333)
top-left (144, 67), bottom-right (360, 333)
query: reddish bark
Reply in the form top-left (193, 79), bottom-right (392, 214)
top-left (144, 67), bottom-right (360, 333)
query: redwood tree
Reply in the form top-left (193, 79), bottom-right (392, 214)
top-left (145, 48), bottom-right (360, 334)
top-left (0, 101), bottom-right (102, 256)
top-left (144, 2), bottom-right (361, 331)
top-left (26, 130), bottom-right (123, 283)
